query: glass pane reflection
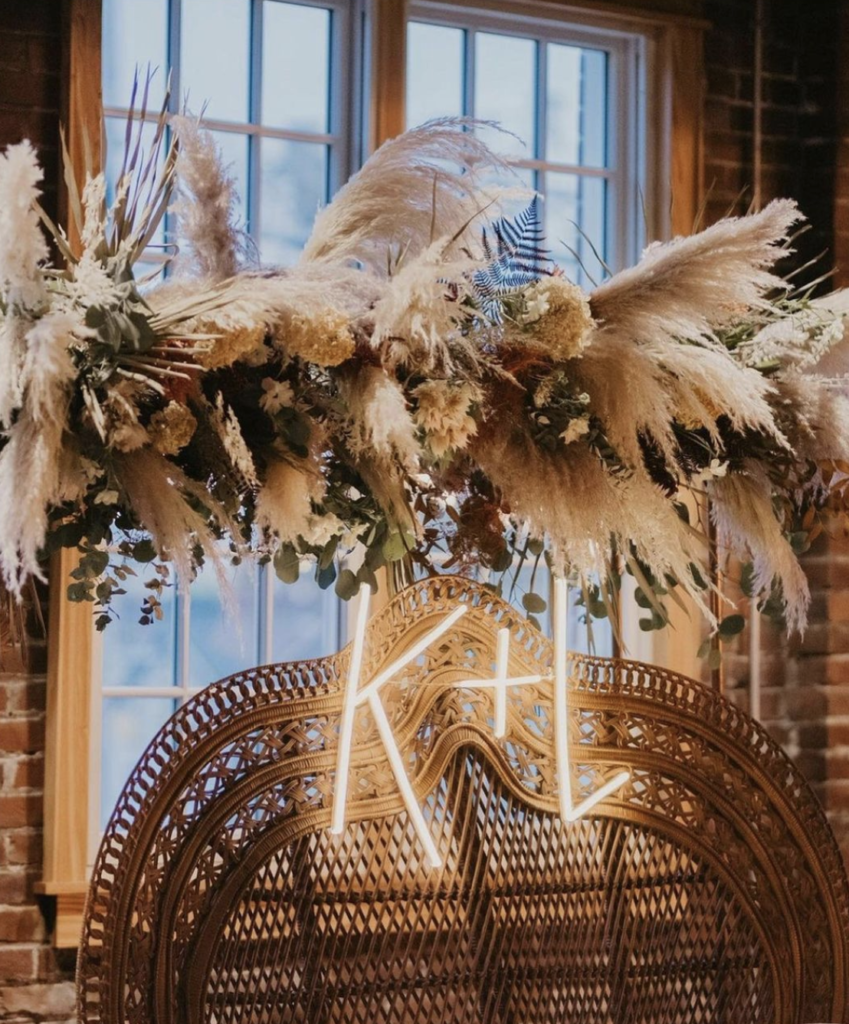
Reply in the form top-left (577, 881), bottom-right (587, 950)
top-left (181, 0), bottom-right (250, 122)
top-left (406, 21), bottom-right (465, 128)
top-left (101, 697), bottom-right (175, 828)
top-left (102, 0), bottom-right (168, 109)
top-left (188, 560), bottom-right (260, 686)
top-left (259, 140), bottom-right (327, 265)
top-left (102, 569), bottom-right (177, 688)
top-left (263, 2), bottom-right (331, 133)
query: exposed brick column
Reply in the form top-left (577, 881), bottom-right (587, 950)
top-left (701, 0), bottom-right (849, 865)
top-left (0, 2), bottom-right (76, 1020)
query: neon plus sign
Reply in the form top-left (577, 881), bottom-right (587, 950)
top-left (330, 579), bottom-right (629, 869)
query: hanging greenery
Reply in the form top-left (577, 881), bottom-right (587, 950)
top-left (1, 80), bottom-right (848, 645)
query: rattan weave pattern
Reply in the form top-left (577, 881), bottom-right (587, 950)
top-left (77, 576), bottom-right (849, 1023)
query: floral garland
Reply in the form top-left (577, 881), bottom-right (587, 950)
top-left (1, 87), bottom-right (849, 648)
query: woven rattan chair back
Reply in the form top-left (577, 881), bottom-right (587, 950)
top-left (78, 577), bottom-right (849, 1024)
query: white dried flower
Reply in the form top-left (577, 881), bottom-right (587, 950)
top-left (302, 511), bottom-right (345, 547)
top-left (80, 173), bottom-right (107, 253)
top-left (260, 378), bottom-right (295, 415)
top-left (148, 402), bottom-right (197, 456)
top-left (214, 392), bottom-right (258, 487)
top-left (692, 458), bottom-right (729, 485)
top-left (560, 416), bottom-right (590, 446)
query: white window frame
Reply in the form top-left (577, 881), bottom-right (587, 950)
top-left (101, 0), bottom-right (365, 256)
top-left (407, 0), bottom-right (652, 276)
top-left (408, 0), bottom-right (661, 660)
top-left (89, 0), bottom-right (367, 866)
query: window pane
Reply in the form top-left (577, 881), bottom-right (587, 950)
top-left (272, 574), bottom-right (342, 662)
top-left (101, 697), bottom-right (176, 828)
top-left (262, 2), bottom-right (330, 133)
top-left (208, 130), bottom-right (249, 225)
top-left (475, 32), bottom-right (536, 159)
top-left (102, 571), bottom-right (177, 687)
top-left (406, 21), bottom-right (464, 128)
top-left (188, 561), bottom-right (260, 685)
top-left (102, 0), bottom-right (169, 109)
top-left (547, 44), bottom-right (608, 169)
top-left (181, 0), bottom-right (250, 122)
top-left (104, 116), bottom-right (166, 247)
top-left (259, 140), bottom-right (327, 265)
top-left (546, 173), bottom-right (607, 288)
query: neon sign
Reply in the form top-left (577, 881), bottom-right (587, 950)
top-left (330, 578), bottom-right (630, 869)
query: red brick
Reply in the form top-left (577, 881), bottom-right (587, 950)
top-left (0, 793), bottom-right (43, 828)
top-left (4, 829), bottom-right (41, 867)
top-left (0, 906), bottom-right (45, 944)
top-left (0, 868), bottom-right (38, 905)
top-left (10, 754), bottom-right (44, 791)
top-left (0, 981), bottom-right (75, 1018)
top-left (0, 717), bottom-right (44, 755)
top-left (0, 944), bottom-right (36, 981)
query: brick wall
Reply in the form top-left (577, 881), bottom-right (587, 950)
top-left (0, 3), bottom-right (76, 1022)
top-left (701, 0), bottom-right (849, 861)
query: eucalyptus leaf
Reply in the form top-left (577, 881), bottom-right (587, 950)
top-left (274, 544), bottom-right (300, 584)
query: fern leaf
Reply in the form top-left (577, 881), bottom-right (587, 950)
top-left (473, 198), bottom-right (553, 320)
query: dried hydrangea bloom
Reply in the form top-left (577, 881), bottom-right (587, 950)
top-left (413, 380), bottom-right (480, 458)
top-left (522, 278), bottom-right (594, 361)
top-left (196, 322), bottom-right (267, 369)
top-left (278, 307), bottom-right (355, 367)
top-left (148, 401), bottom-right (198, 456)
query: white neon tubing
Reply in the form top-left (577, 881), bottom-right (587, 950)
top-left (494, 628), bottom-right (509, 737)
top-left (565, 771), bottom-right (631, 822)
top-left (368, 690), bottom-right (443, 869)
top-left (553, 576), bottom-right (573, 821)
top-left (357, 604), bottom-right (468, 702)
top-left (330, 583), bottom-right (372, 835)
top-left (453, 674), bottom-right (543, 689)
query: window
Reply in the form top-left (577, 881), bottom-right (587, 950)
top-left (46, 0), bottom-right (705, 946)
top-left (102, 0), bottom-right (359, 266)
top-left (406, 2), bottom-right (647, 284)
top-left (406, 3), bottom-right (652, 656)
top-left (93, 0), bottom-right (360, 841)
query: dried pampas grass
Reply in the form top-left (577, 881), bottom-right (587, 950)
top-left (0, 140), bottom-right (48, 311)
top-left (112, 448), bottom-right (238, 591)
top-left (371, 239), bottom-right (480, 370)
top-left (255, 459), bottom-right (318, 545)
top-left (589, 199), bottom-right (801, 347)
top-left (345, 366), bottom-right (420, 471)
top-left (170, 115), bottom-right (245, 281)
top-left (300, 118), bottom-right (516, 272)
top-left (0, 410), bottom-right (65, 595)
top-left (710, 464), bottom-right (810, 633)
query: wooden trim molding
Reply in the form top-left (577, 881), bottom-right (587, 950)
top-left (38, 0), bottom-right (103, 948)
top-left (368, 0), bottom-right (407, 151)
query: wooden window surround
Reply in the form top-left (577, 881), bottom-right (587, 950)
top-left (40, 0), bottom-right (707, 947)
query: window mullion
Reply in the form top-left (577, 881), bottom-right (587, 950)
top-left (176, 587), bottom-right (191, 703)
top-left (535, 36), bottom-right (547, 195)
top-left (248, 0), bottom-right (264, 243)
top-left (463, 26), bottom-right (475, 118)
top-left (168, 0), bottom-right (182, 110)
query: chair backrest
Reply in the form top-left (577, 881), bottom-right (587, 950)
top-left (77, 576), bottom-right (849, 1024)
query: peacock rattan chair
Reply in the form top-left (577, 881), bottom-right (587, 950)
top-left (77, 576), bottom-right (849, 1024)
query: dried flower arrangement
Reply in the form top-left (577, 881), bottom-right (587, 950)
top-left (2, 83), bottom-right (849, 646)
